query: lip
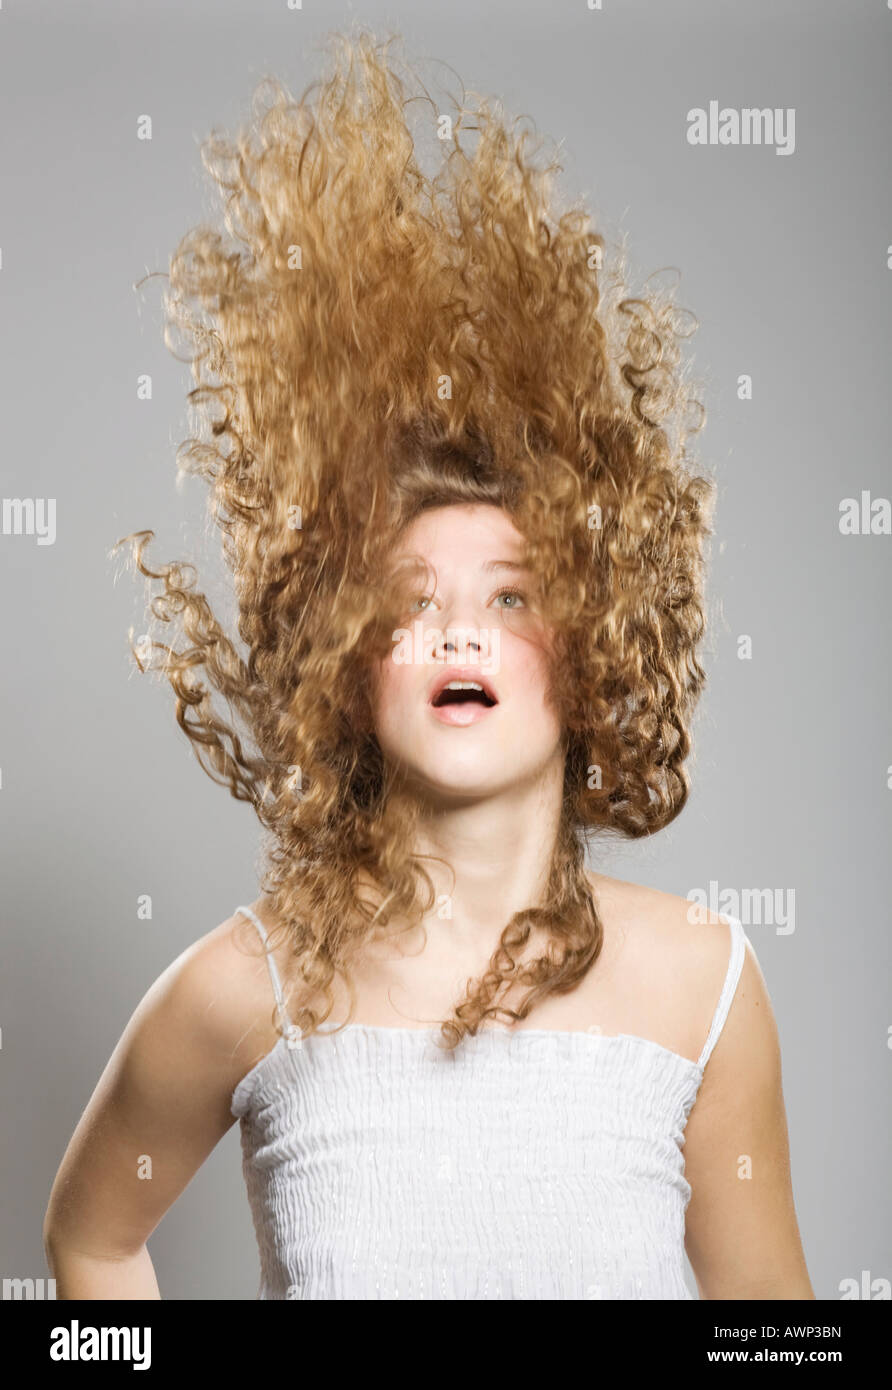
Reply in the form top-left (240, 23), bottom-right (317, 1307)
top-left (427, 665), bottom-right (499, 727)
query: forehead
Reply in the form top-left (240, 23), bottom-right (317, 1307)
top-left (392, 504), bottom-right (526, 563)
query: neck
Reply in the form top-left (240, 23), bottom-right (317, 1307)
top-left (381, 751), bottom-right (568, 957)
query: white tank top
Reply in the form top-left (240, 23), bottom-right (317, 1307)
top-left (231, 904), bottom-right (748, 1300)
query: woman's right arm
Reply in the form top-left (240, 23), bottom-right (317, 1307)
top-left (43, 915), bottom-right (275, 1298)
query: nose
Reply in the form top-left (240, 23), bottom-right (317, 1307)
top-left (431, 626), bottom-right (490, 665)
top-left (442, 631), bottom-right (481, 658)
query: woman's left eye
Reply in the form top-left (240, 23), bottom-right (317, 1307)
top-left (494, 587), bottom-right (526, 609)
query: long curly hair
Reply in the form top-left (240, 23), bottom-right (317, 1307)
top-left (114, 28), bottom-right (715, 1051)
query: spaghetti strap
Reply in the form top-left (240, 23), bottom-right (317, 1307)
top-left (697, 915), bottom-right (748, 1071)
top-left (235, 904), bottom-right (303, 1050)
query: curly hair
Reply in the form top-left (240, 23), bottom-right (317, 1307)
top-left (114, 27), bottom-right (715, 1052)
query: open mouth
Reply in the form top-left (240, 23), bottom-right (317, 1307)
top-left (427, 671), bottom-right (500, 725)
top-left (431, 680), bottom-right (497, 710)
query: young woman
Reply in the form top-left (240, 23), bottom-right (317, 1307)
top-left (43, 31), bottom-right (813, 1300)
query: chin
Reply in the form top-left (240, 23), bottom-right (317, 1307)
top-left (411, 756), bottom-right (550, 803)
top-left (417, 780), bottom-right (507, 806)
top-left (399, 758), bottom-right (506, 800)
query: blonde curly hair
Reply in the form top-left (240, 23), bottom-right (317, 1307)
top-left (115, 28), bottom-right (715, 1051)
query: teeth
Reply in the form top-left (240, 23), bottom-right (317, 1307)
top-left (444, 680), bottom-right (484, 692)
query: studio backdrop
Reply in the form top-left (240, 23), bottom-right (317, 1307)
top-left (0, 0), bottom-right (889, 1300)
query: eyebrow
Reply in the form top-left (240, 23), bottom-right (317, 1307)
top-left (388, 557), bottom-right (533, 582)
top-left (481, 559), bottom-right (532, 573)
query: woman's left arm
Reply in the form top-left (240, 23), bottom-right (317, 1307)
top-left (683, 940), bottom-right (815, 1299)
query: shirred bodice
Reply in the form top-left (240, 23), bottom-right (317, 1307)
top-left (230, 910), bottom-right (747, 1301)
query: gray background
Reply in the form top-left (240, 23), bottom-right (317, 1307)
top-left (1, 0), bottom-right (889, 1299)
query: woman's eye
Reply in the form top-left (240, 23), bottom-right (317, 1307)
top-left (406, 589), bottom-right (526, 612)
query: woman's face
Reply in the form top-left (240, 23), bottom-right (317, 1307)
top-left (370, 504), bottom-right (565, 801)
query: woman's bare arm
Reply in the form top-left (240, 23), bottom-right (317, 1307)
top-left (683, 939), bottom-right (814, 1299)
top-left (43, 916), bottom-right (276, 1298)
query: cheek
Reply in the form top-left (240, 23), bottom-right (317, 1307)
top-left (510, 638), bottom-right (556, 711)
top-left (370, 656), bottom-right (411, 738)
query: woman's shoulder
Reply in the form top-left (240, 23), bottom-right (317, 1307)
top-left (584, 871), bottom-right (757, 1063)
top-left (154, 906), bottom-right (289, 1084)
top-left (587, 871), bottom-right (741, 953)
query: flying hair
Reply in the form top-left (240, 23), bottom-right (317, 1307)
top-left (113, 27), bottom-right (716, 1050)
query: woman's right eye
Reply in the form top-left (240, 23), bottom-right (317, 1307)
top-left (408, 595), bottom-right (433, 613)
